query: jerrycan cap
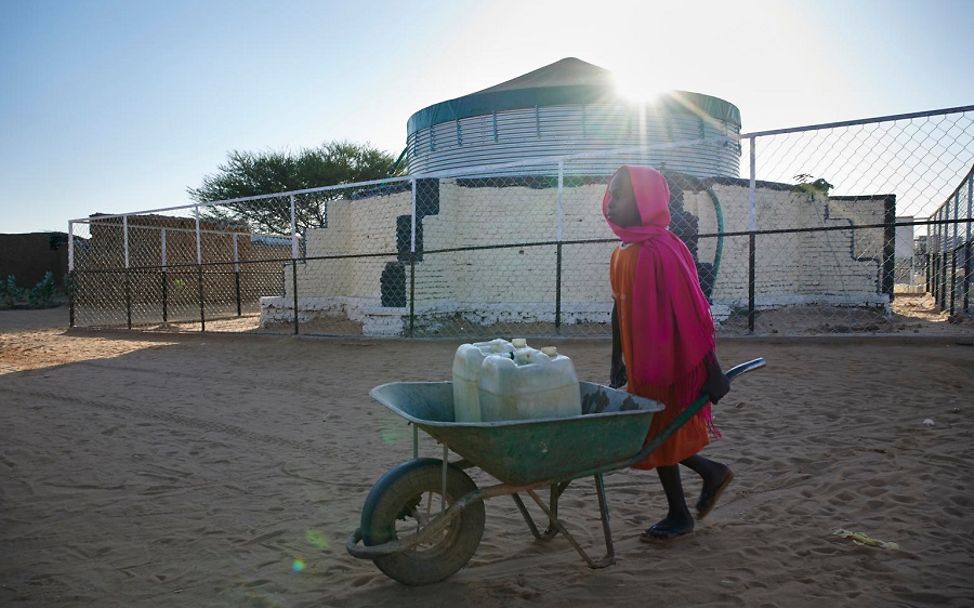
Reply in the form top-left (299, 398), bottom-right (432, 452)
top-left (512, 338), bottom-right (528, 348)
top-left (541, 346), bottom-right (558, 357)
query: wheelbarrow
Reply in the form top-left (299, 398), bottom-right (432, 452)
top-left (347, 358), bottom-right (766, 585)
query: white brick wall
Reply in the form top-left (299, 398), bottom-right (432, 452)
top-left (696, 185), bottom-right (888, 308)
top-left (261, 177), bottom-right (889, 334)
top-left (291, 190), bottom-right (410, 299)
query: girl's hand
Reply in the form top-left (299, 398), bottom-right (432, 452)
top-left (704, 353), bottom-right (730, 404)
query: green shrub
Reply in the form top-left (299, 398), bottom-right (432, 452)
top-left (1, 275), bottom-right (25, 309)
top-left (0, 274), bottom-right (58, 309)
top-left (28, 272), bottom-right (56, 308)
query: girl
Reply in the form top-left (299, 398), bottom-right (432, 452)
top-left (605, 165), bottom-right (734, 542)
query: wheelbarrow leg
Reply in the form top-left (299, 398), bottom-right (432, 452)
top-left (511, 493), bottom-right (544, 539)
top-left (594, 473), bottom-right (615, 565)
top-left (511, 481), bottom-right (570, 541)
top-left (542, 482), bottom-right (570, 539)
top-left (524, 483), bottom-right (615, 569)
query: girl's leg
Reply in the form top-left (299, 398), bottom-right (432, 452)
top-left (681, 454), bottom-right (734, 519)
top-left (642, 465), bottom-right (694, 541)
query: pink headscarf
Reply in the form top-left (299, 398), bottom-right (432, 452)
top-left (603, 166), bottom-right (717, 416)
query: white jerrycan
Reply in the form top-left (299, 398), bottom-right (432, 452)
top-left (451, 339), bottom-right (515, 422)
top-left (478, 344), bottom-right (582, 422)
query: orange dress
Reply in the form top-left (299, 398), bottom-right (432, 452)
top-left (611, 244), bottom-right (710, 469)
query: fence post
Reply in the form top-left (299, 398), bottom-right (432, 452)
top-left (555, 243), bottom-right (563, 333)
top-left (966, 175), bottom-right (973, 313)
top-left (748, 232), bottom-right (756, 333)
top-left (941, 208), bottom-right (949, 311)
top-left (556, 161), bottom-right (565, 242)
top-left (882, 196), bottom-right (895, 301)
top-left (747, 136), bottom-right (757, 232)
top-left (123, 214), bottom-right (129, 270)
top-left (161, 228), bottom-right (168, 323)
top-left (924, 249), bottom-right (933, 293)
top-left (123, 215), bottom-right (132, 329)
top-left (68, 221), bottom-right (75, 273)
top-left (747, 137), bottom-right (757, 333)
top-left (292, 263), bottom-right (299, 335)
top-left (555, 161), bottom-right (564, 333)
top-left (290, 195), bottom-right (299, 260)
top-left (409, 178), bottom-right (417, 337)
top-left (939, 210), bottom-right (946, 305)
top-left (68, 221), bottom-right (75, 328)
top-left (409, 253), bottom-right (416, 338)
top-left (935, 209), bottom-right (941, 308)
top-left (965, 242), bottom-right (972, 314)
top-left (195, 205), bottom-right (205, 332)
top-left (410, 178), bottom-right (417, 254)
top-left (951, 190), bottom-right (960, 314)
top-left (68, 270), bottom-right (75, 328)
top-left (934, 211), bottom-right (941, 306)
top-left (290, 194), bottom-right (299, 334)
top-left (233, 233), bottom-right (241, 317)
top-left (950, 249), bottom-right (958, 316)
top-left (125, 270), bottom-right (132, 329)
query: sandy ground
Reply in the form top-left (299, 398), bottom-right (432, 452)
top-left (2, 307), bottom-right (973, 607)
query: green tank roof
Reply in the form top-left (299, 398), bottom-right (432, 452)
top-left (407, 58), bottom-right (742, 134)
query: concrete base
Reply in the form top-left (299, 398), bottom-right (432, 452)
top-left (260, 294), bottom-right (892, 335)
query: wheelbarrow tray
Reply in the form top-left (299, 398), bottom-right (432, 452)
top-left (369, 381), bottom-right (664, 486)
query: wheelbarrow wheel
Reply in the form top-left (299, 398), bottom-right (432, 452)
top-left (361, 457), bottom-right (485, 585)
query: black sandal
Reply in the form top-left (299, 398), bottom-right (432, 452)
top-left (639, 521), bottom-right (694, 543)
top-left (696, 471), bottom-right (735, 520)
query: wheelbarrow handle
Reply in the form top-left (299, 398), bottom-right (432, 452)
top-left (624, 357), bottom-right (766, 468)
top-left (725, 358), bottom-right (766, 381)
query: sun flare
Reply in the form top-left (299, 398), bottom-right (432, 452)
top-left (612, 69), bottom-right (666, 104)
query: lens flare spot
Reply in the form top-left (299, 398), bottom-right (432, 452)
top-left (380, 422), bottom-right (403, 444)
top-left (291, 559), bottom-right (306, 573)
top-left (304, 529), bottom-right (330, 550)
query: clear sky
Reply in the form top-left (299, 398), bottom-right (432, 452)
top-left (1, 0), bottom-right (972, 233)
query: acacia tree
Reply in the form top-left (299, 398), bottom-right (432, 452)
top-left (188, 141), bottom-right (402, 235)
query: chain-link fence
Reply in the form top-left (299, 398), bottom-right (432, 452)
top-left (68, 105), bottom-right (974, 338)
top-left (926, 165), bottom-right (973, 318)
top-left (70, 206), bottom-right (293, 332)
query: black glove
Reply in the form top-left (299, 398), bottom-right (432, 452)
top-left (702, 352), bottom-right (730, 404)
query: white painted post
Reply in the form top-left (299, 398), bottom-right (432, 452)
top-left (123, 215), bottom-right (130, 269)
top-left (68, 221), bottom-right (75, 272)
top-left (747, 136), bottom-right (757, 231)
top-left (410, 178), bottom-right (417, 252)
top-left (194, 206), bottom-right (202, 264)
top-left (288, 194), bottom-right (299, 333)
top-left (290, 195), bottom-right (298, 259)
top-left (556, 161), bottom-right (564, 242)
top-left (161, 228), bottom-right (167, 268)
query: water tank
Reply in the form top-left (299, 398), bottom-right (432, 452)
top-left (405, 58), bottom-right (742, 177)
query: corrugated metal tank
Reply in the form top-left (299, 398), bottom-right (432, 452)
top-left (406, 58), bottom-right (741, 178)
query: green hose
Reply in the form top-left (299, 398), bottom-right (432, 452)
top-left (388, 147), bottom-right (408, 176)
top-left (705, 187), bottom-right (725, 288)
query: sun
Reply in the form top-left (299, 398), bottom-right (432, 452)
top-left (612, 68), bottom-right (665, 104)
